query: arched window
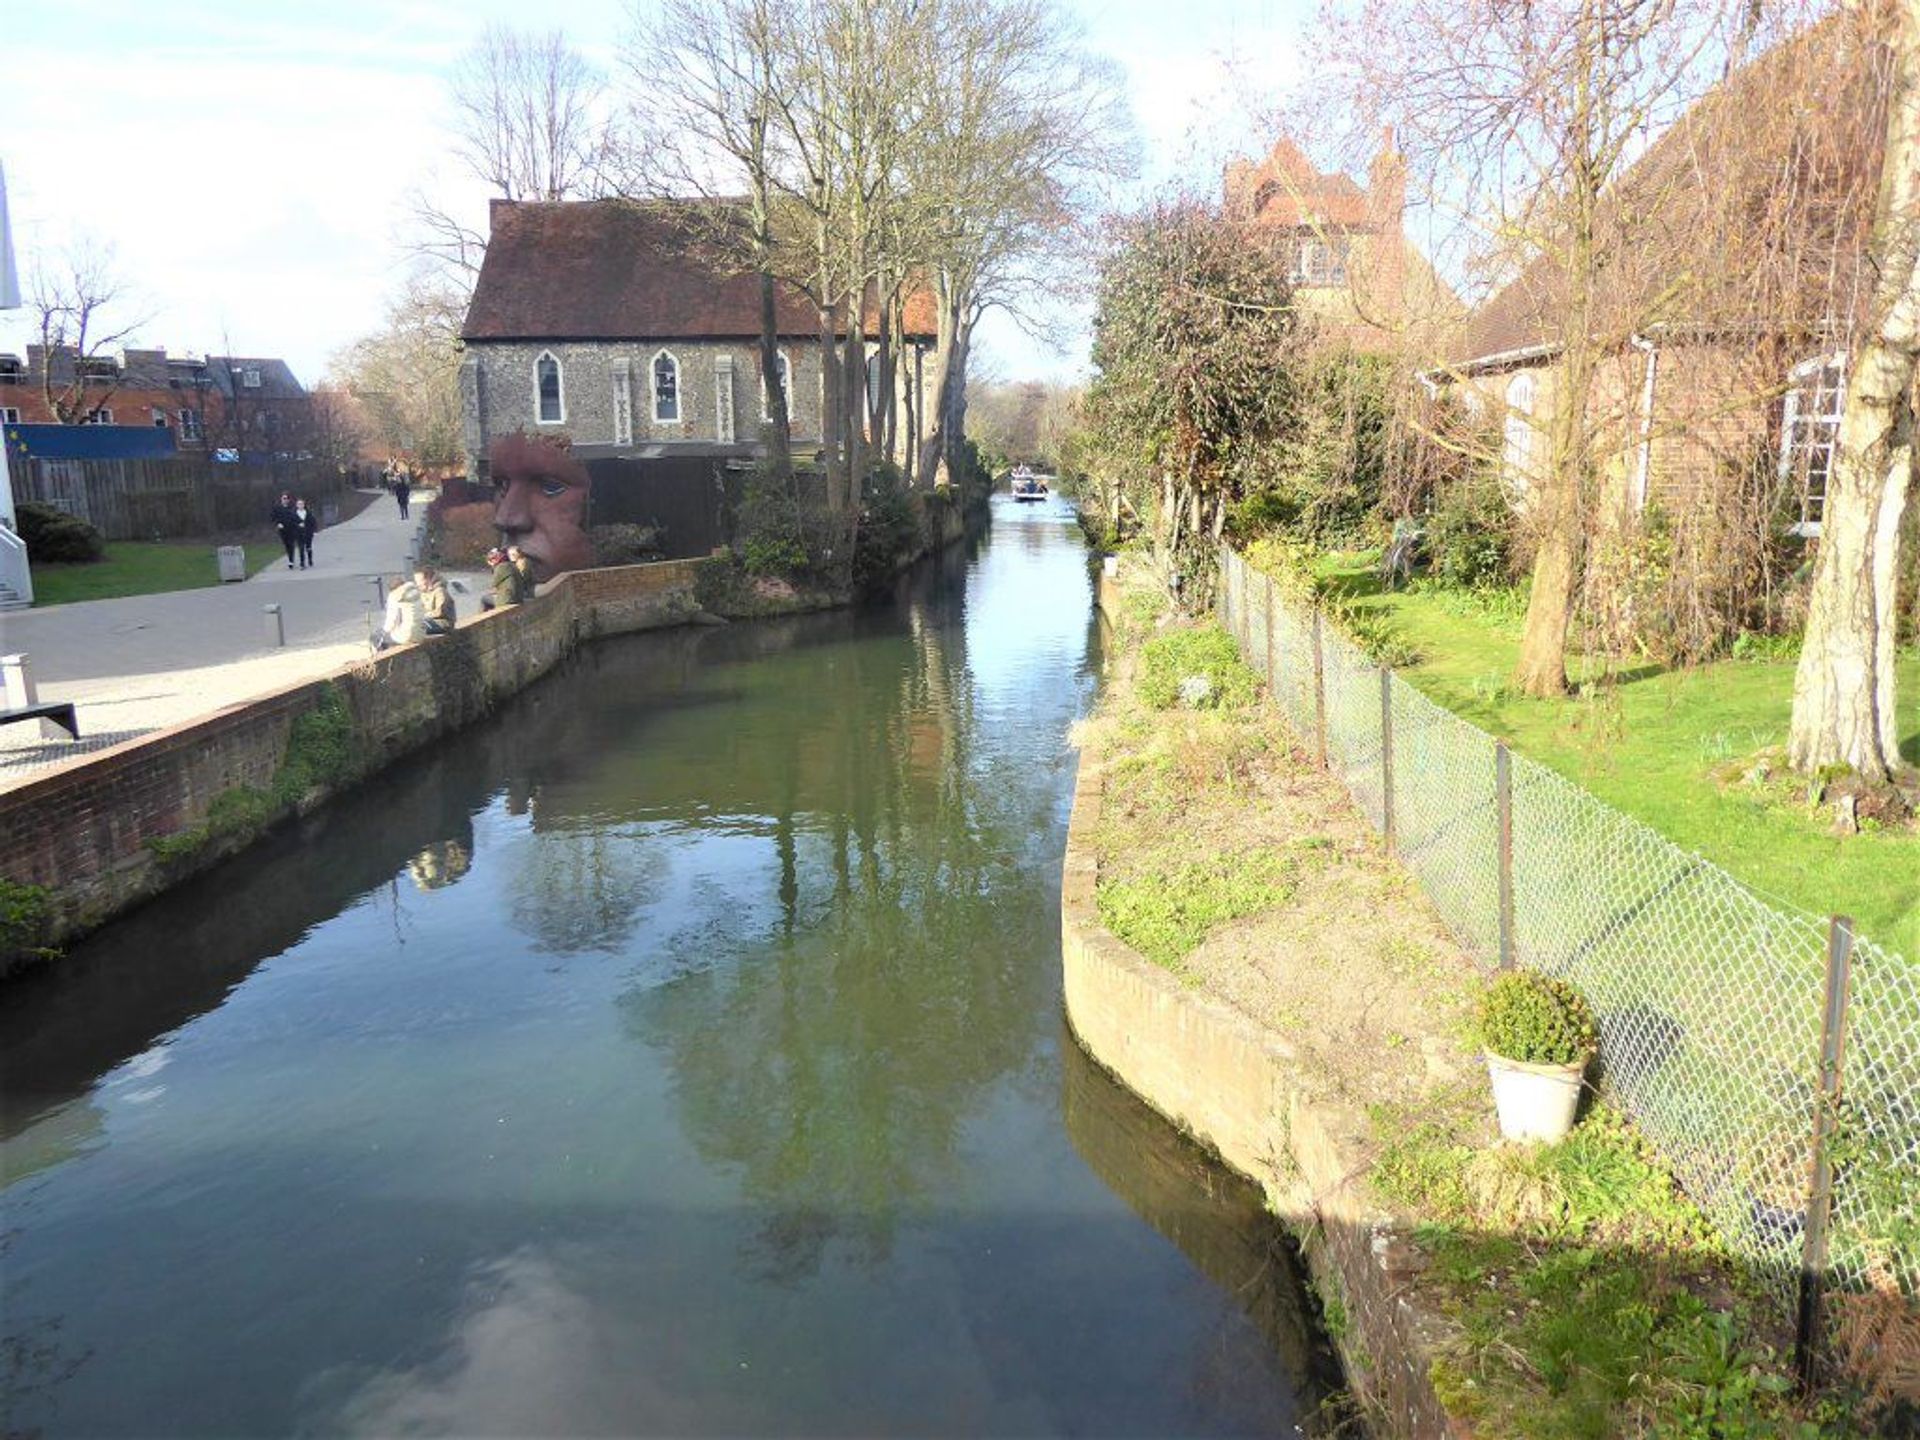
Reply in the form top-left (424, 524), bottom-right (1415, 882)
top-left (535, 352), bottom-right (564, 424)
top-left (1502, 372), bottom-right (1536, 492)
top-left (652, 350), bottom-right (680, 423)
top-left (761, 350), bottom-right (791, 421)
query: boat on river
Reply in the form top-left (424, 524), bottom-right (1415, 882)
top-left (1011, 465), bottom-right (1049, 502)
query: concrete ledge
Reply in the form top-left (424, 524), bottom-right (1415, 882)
top-left (1060, 757), bottom-right (1468, 1438)
top-left (0, 557), bottom-right (707, 965)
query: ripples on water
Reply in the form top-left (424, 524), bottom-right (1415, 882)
top-left (0, 496), bottom-right (1339, 1437)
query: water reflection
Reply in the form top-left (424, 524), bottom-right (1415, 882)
top-left (0, 499), bottom-right (1335, 1437)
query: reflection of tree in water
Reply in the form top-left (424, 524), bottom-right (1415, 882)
top-left (407, 839), bottom-right (473, 892)
top-left (507, 825), bottom-right (671, 956)
top-left (620, 576), bottom-right (1080, 1284)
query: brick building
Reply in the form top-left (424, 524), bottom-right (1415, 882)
top-left (458, 198), bottom-right (939, 482)
top-left (1438, 14), bottom-right (1889, 540)
top-left (1224, 132), bottom-right (1459, 358)
top-left (0, 346), bottom-right (311, 457)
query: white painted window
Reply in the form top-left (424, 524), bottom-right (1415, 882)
top-left (242, 367), bottom-right (262, 389)
top-left (179, 408), bottom-right (204, 442)
top-left (652, 350), bottom-right (680, 423)
top-left (0, 407), bottom-right (19, 425)
top-left (1779, 353), bottom-right (1845, 536)
top-left (535, 352), bottom-right (564, 424)
top-left (153, 407), bottom-right (169, 427)
top-left (84, 407), bottom-right (113, 425)
top-left (1502, 372), bottom-right (1536, 494)
top-left (611, 359), bottom-right (633, 446)
top-left (715, 354), bottom-right (735, 443)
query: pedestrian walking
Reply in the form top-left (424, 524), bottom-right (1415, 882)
top-left (394, 469), bottom-right (413, 520)
top-left (293, 497), bottom-right (319, 569)
top-left (271, 492), bottom-right (300, 569)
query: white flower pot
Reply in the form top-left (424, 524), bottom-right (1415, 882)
top-left (1485, 1051), bottom-right (1588, 1143)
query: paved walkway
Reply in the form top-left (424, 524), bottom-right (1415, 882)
top-left (0, 491), bottom-right (457, 787)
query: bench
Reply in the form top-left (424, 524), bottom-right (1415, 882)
top-left (0, 702), bottom-right (79, 738)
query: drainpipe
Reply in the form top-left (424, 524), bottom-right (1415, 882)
top-left (1628, 333), bottom-right (1659, 512)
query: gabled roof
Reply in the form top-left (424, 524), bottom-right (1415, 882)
top-left (463, 199), bottom-right (938, 345)
top-left (1455, 13), bottom-right (1889, 368)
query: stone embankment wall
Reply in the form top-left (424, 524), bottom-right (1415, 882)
top-left (1061, 769), bottom-right (1465, 1437)
top-left (0, 558), bottom-right (706, 968)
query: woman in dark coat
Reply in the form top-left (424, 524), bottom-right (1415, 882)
top-left (293, 498), bottom-right (319, 569)
top-left (271, 492), bottom-right (299, 569)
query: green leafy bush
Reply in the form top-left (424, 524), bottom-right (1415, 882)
top-left (17, 501), bottom-right (105, 564)
top-left (1476, 970), bottom-right (1597, 1065)
top-left (1426, 474), bottom-right (1511, 591)
top-left (1137, 624), bottom-right (1258, 710)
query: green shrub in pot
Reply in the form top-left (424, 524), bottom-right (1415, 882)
top-left (1476, 972), bottom-right (1597, 1143)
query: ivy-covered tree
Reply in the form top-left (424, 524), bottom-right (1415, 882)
top-left (1083, 198), bottom-right (1304, 604)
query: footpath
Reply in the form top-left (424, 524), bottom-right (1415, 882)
top-left (0, 491), bottom-right (440, 788)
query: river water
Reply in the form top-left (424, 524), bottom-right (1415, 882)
top-left (0, 496), bottom-right (1338, 1437)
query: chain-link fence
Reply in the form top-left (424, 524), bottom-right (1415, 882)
top-left (1217, 545), bottom-right (1919, 1372)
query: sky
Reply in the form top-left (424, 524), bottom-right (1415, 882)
top-left (0, 0), bottom-right (1313, 388)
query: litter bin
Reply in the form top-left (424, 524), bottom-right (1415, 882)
top-left (217, 545), bottom-right (248, 583)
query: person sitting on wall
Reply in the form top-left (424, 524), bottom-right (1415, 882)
top-left (371, 574), bottom-right (425, 652)
top-left (483, 547), bottom-right (523, 611)
top-left (417, 567), bottom-right (455, 635)
top-left (490, 432), bottom-right (595, 586)
top-left (507, 544), bottom-right (536, 596)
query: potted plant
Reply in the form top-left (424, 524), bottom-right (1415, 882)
top-left (1476, 971), bottom-right (1597, 1143)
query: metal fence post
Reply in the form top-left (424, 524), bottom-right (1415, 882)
top-left (1312, 610), bottom-right (1328, 770)
top-left (1379, 666), bottom-right (1396, 851)
top-left (1496, 741), bottom-right (1515, 970)
top-left (1795, 914), bottom-right (1856, 1391)
top-left (1265, 574), bottom-right (1278, 698)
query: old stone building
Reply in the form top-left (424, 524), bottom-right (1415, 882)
top-left (459, 199), bottom-right (937, 481)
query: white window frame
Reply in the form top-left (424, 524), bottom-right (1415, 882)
top-left (1502, 372), bottom-right (1536, 495)
top-left (534, 351), bottom-right (566, 425)
top-left (84, 407), bottom-right (114, 425)
top-left (179, 408), bottom-right (203, 442)
top-left (760, 349), bottom-right (792, 421)
top-left (0, 407), bottom-right (19, 426)
top-left (153, 407), bottom-right (170, 427)
top-left (651, 349), bottom-right (682, 425)
top-left (241, 366), bottom-right (262, 389)
top-left (715, 354), bottom-right (736, 443)
top-left (1779, 351), bottom-right (1846, 537)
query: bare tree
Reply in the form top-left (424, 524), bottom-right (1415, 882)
top-left (408, 26), bottom-right (608, 297)
top-left (28, 243), bottom-right (145, 424)
top-left (1789, 0), bottom-right (1917, 783)
top-left (451, 26), bottom-right (608, 201)
top-left (1313, 0), bottom-right (1775, 696)
top-left (330, 278), bottom-right (467, 468)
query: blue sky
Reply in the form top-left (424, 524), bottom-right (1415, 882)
top-left (1, 0), bottom-right (1313, 385)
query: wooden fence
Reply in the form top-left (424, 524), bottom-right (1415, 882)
top-left (14, 457), bottom-right (346, 540)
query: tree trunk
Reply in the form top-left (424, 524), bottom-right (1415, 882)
top-left (1789, 3), bottom-right (1920, 781)
top-left (917, 273), bottom-right (962, 488)
top-left (941, 313), bottom-right (975, 487)
top-left (841, 308), bottom-right (866, 506)
top-left (819, 300), bottom-right (843, 509)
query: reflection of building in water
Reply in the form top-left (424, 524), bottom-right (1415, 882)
top-left (408, 839), bottom-right (473, 892)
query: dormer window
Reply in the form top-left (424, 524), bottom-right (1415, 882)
top-left (0, 355), bottom-right (22, 383)
top-left (242, 367), bottom-right (262, 389)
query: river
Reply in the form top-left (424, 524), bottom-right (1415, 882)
top-left (0, 495), bottom-right (1338, 1437)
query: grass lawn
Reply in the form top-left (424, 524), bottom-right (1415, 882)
top-left (31, 541), bottom-right (279, 607)
top-left (1279, 549), bottom-right (1919, 959)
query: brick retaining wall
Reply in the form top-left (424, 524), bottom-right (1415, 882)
top-left (1060, 757), bottom-right (1468, 1438)
top-left (0, 558), bottom-right (706, 966)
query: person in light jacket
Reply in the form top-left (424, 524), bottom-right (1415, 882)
top-left (371, 575), bottom-right (425, 651)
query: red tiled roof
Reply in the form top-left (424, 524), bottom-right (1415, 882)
top-left (463, 199), bottom-right (938, 344)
